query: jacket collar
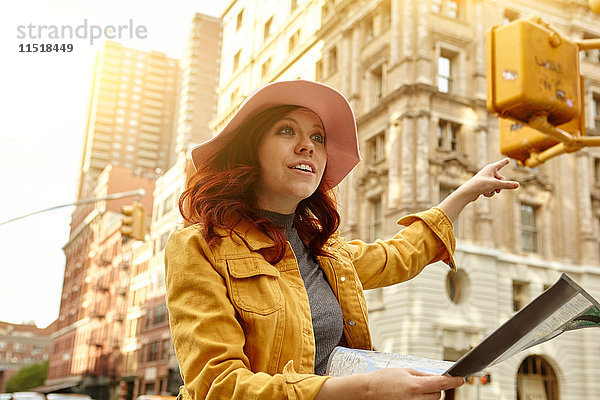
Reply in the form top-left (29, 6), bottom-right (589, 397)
top-left (216, 217), bottom-right (276, 251)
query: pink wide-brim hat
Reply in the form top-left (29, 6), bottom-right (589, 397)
top-left (190, 80), bottom-right (361, 189)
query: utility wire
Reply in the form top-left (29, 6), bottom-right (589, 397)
top-left (0, 189), bottom-right (145, 226)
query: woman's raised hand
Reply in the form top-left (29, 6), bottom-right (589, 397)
top-left (438, 158), bottom-right (519, 221)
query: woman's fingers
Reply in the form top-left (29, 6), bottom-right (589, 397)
top-left (495, 157), bottom-right (511, 169)
top-left (407, 370), bottom-right (466, 392)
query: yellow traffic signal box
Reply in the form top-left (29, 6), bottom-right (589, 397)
top-left (121, 202), bottom-right (146, 241)
top-left (499, 75), bottom-right (585, 165)
top-left (499, 118), bottom-right (559, 164)
top-left (487, 18), bottom-right (581, 127)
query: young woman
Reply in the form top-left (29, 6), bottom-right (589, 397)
top-left (165, 80), bottom-right (519, 399)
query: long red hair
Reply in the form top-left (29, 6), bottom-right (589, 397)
top-left (179, 105), bottom-right (340, 264)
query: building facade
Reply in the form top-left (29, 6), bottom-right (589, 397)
top-left (47, 166), bottom-right (155, 396)
top-left (0, 321), bottom-right (55, 391)
top-left (76, 41), bottom-right (179, 200)
top-left (118, 156), bottom-right (189, 398)
top-left (214, 0), bottom-right (600, 399)
top-left (116, 13), bottom-right (222, 396)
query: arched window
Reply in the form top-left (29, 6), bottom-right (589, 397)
top-left (517, 355), bottom-right (559, 400)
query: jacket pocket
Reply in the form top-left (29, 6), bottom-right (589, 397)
top-left (227, 257), bottom-right (283, 315)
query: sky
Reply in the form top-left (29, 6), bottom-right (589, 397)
top-left (0, 1), bottom-right (226, 328)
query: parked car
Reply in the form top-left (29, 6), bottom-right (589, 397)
top-left (136, 396), bottom-right (176, 400)
top-left (46, 395), bottom-right (92, 400)
top-left (0, 394), bottom-right (13, 400)
top-left (12, 393), bottom-right (45, 400)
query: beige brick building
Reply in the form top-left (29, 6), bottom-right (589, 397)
top-left (214, 0), bottom-right (600, 398)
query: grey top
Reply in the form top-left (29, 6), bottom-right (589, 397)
top-left (260, 210), bottom-right (344, 375)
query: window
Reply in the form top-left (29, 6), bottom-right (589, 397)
top-left (443, 347), bottom-right (469, 364)
top-left (503, 9), bottom-right (519, 25)
top-left (230, 87), bottom-right (240, 105)
top-left (261, 57), bottom-right (272, 79)
top-left (594, 158), bottom-right (600, 184)
top-left (13, 342), bottom-right (25, 352)
top-left (160, 231), bottom-right (170, 251)
top-left (126, 350), bottom-right (138, 371)
top-left (446, 0), bottom-right (460, 18)
top-left (162, 194), bottom-right (174, 215)
top-left (263, 17), bottom-right (273, 42)
top-left (162, 339), bottom-right (170, 360)
top-left (367, 132), bottom-right (385, 164)
top-left (154, 304), bottom-right (167, 325)
top-left (369, 64), bottom-right (384, 107)
top-left (437, 54), bottom-right (453, 93)
top-left (145, 309), bottom-right (153, 329)
top-left (132, 287), bottom-right (147, 306)
top-left (432, 0), bottom-right (462, 19)
top-left (291, 0), bottom-right (298, 12)
top-left (364, 16), bottom-right (374, 44)
top-left (134, 261), bottom-right (148, 276)
top-left (327, 47), bottom-right (338, 76)
top-left (512, 280), bottom-right (528, 311)
top-left (517, 356), bottom-right (559, 400)
top-left (369, 197), bottom-right (383, 241)
top-left (520, 204), bottom-right (538, 253)
top-left (315, 59), bottom-right (323, 81)
top-left (144, 382), bottom-right (155, 395)
top-left (582, 33), bottom-right (600, 64)
top-left (289, 29), bottom-right (301, 53)
top-left (148, 341), bottom-right (159, 362)
top-left (236, 9), bottom-right (244, 31)
top-left (233, 50), bottom-right (241, 72)
top-left (437, 120), bottom-right (460, 151)
top-left (321, 1), bottom-right (332, 23)
top-left (139, 343), bottom-right (147, 363)
top-left (592, 93), bottom-right (600, 129)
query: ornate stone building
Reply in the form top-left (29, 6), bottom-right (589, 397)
top-left (214, 0), bottom-right (600, 398)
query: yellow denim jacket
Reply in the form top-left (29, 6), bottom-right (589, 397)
top-left (164, 207), bottom-right (455, 400)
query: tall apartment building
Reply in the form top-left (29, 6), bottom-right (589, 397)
top-left (77, 41), bottom-right (179, 200)
top-left (215, 1), bottom-right (600, 399)
top-left (175, 13), bottom-right (222, 156)
top-left (0, 321), bottom-right (56, 391)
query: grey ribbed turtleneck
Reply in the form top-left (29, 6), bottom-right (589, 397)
top-left (260, 210), bottom-right (344, 376)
